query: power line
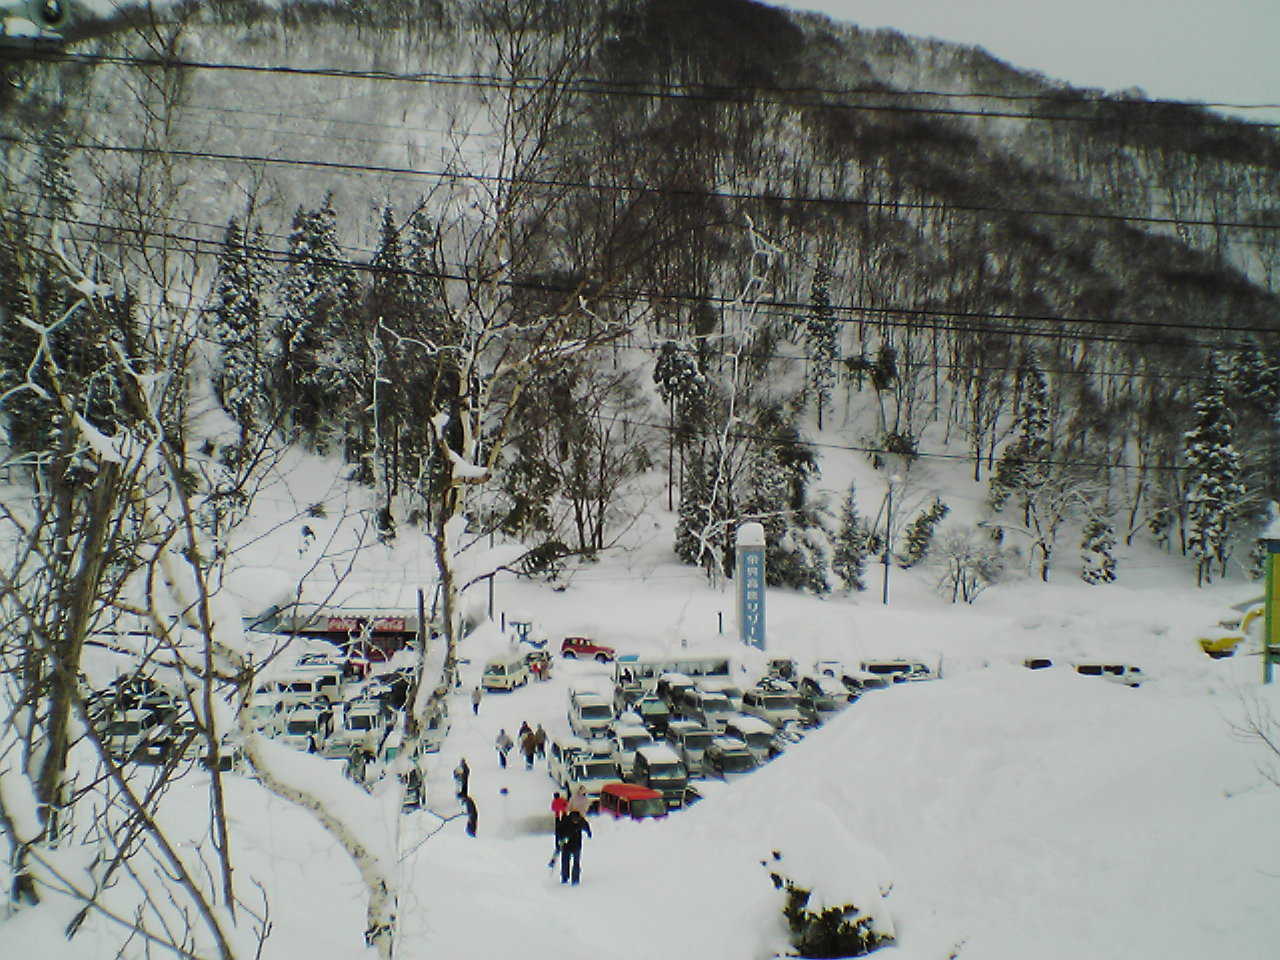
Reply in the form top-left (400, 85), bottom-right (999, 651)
top-left (4, 132), bottom-right (1277, 236)
top-left (32, 48), bottom-right (1280, 128)
top-left (11, 201), bottom-right (1277, 355)
top-left (46, 94), bottom-right (1280, 247)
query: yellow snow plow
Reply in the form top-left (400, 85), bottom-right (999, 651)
top-left (1197, 602), bottom-right (1264, 659)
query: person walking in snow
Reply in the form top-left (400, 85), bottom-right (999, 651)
top-left (462, 794), bottom-right (478, 837)
top-left (495, 728), bottom-right (513, 769)
top-left (521, 726), bottom-right (538, 770)
top-left (471, 686), bottom-right (483, 716)
top-left (548, 791), bottom-right (569, 867)
top-left (534, 723), bottom-right (547, 759)
top-left (454, 758), bottom-right (470, 798)
top-left (555, 809), bottom-right (592, 884)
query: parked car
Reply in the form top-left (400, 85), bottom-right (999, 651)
top-left (696, 679), bottom-right (744, 713)
top-left (630, 744), bottom-right (690, 808)
top-left (682, 689), bottom-right (734, 732)
top-left (103, 707), bottom-right (162, 761)
top-left (766, 657), bottom-right (800, 682)
top-left (632, 694), bottom-right (672, 736)
top-left (280, 706), bottom-right (332, 753)
top-left (840, 671), bottom-right (890, 696)
top-left (568, 690), bottom-right (615, 739)
top-left (524, 648), bottom-right (552, 674)
top-left (813, 659), bottom-right (844, 678)
top-left (269, 672), bottom-right (337, 710)
top-left (1074, 663), bottom-right (1146, 687)
top-left (859, 658), bottom-right (936, 683)
top-left (702, 736), bottom-right (757, 779)
top-left (723, 715), bottom-right (780, 764)
top-left (797, 675), bottom-right (849, 726)
top-left (655, 672), bottom-right (696, 713)
top-left (665, 719), bottom-right (714, 777)
top-left (561, 636), bottom-right (616, 662)
top-left (327, 699), bottom-right (387, 756)
top-left (482, 649), bottom-right (530, 691)
top-left (598, 782), bottom-right (667, 820)
top-left (741, 687), bottom-right (803, 729)
top-left (610, 723), bottom-right (655, 778)
top-left (553, 745), bottom-right (620, 809)
top-left (1023, 657), bottom-right (1054, 670)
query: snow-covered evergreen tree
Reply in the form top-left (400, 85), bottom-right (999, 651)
top-left (806, 263), bottom-right (837, 430)
top-left (208, 217), bottom-right (272, 439)
top-left (899, 497), bottom-right (949, 568)
top-left (1185, 354), bottom-right (1246, 585)
top-left (654, 339), bottom-right (708, 442)
top-left (675, 446), bottom-right (717, 572)
top-left (741, 422), bottom-right (829, 594)
top-left (1080, 516), bottom-right (1118, 584)
top-left (991, 352), bottom-right (1050, 510)
top-left (832, 481), bottom-right (870, 592)
top-left (275, 193), bottom-right (358, 448)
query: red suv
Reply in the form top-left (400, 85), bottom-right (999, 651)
top-left (560, 637), bottom-right (616, 662)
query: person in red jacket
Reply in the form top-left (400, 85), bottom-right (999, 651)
top-left (547, 791), bottom-right (569, 867)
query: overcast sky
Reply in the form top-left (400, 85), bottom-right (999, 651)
top-left (769, 0), bottom-right (1279, 122)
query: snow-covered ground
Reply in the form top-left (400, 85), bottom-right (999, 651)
top-left (7, 446), bottom-right (1280, 960)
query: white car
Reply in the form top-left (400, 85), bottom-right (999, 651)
top-left (1074, 663), bottom-right (1146, 688)
top-left (327, 699), bottom-right (387, 756)
top-left (665, 719), bottom-right (714, 777)
top-left (568, 690), bottom-right (614, 739)
top-left (279, 706), bottom-right (332, 753)
top-left (610, 723), bottom-right (654, 778)
top-left (553, 743), bottom-right (619, 809)
top-left (103, 708), bottom-right (161, 761)
top-left (682, 689), bottom-right (734, 732)
top-left (723, 715), bottom-right (780, 764)
top-left (741, 688), bottom-right (803, 729)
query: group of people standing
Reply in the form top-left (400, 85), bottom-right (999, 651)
top-left (495, 721), bottom-right (546, 770)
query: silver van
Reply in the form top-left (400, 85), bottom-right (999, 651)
top-left (665, 719), bottom-right (714, 777)
top-left (723, 715), bottom-right (779, 763)
top-left (683, 689), bottom-right (734, 732)
top-left (741, 687), bottom-right (803, 729)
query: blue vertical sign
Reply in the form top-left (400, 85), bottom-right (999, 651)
top-left (736, 522), bottom-right (766, 650)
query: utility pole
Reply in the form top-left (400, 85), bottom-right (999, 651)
top-left (882, 474), bottom-right (900, 605)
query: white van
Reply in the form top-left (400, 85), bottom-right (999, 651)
top-left (547, 731), bottom-right (593, 786)
top-left (481, 650), bottom-right (530, 691)
top-left (610, 723), bottom-right (655, 778)
top-left (741, 687), bottom-right (803, 729)
top-left (724, 715), bottom-right (779, 763)
top-left (270, 672), bottom-right (337, 709)
top-left (568, 690), bottom-right (614, 739)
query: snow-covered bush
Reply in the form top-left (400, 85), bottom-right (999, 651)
top-left (763, 854), bottom-right (894, 958)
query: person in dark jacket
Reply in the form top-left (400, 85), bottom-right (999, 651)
top-left (462, 794), bottom-right (477, 837)
top-left (554, 809), bottom-right (592, 884)
top-left (520, 727), bottom-right (538, 769)
top-left (454, 758), bottom-right (470, 798)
